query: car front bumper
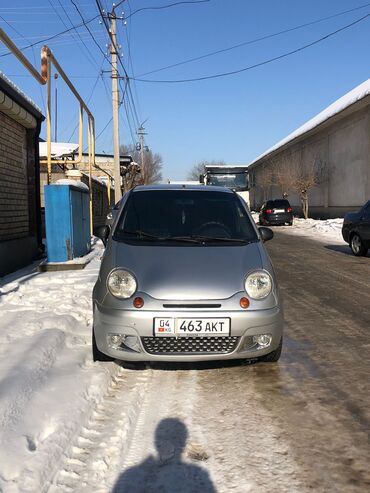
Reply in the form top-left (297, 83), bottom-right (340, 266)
top-left (93, 303), bottom-right (284, 362)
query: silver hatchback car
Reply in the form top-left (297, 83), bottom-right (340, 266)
top-left (93, 185), bottom-right (283, 363)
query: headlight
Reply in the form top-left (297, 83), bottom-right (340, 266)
top-left (107, 269), bottom-right (137, 299)
top-left (245, 271), bottom-right (272, 299)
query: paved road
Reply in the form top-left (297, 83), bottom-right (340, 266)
top-left (50, 231), bottom-right (370, 493)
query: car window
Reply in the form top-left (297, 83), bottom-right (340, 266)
top-left (271, 200), bottom-right (290, 208)
top-left (114, 190), bottom-right (258, 244)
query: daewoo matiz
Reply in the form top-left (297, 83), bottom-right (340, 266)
top-left (93, 185), bottom-right (283, 363)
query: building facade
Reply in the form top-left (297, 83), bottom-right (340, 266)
top-left (0, 73), bottom-right (44, 277)
top-left (248, 80), bottom-right (370, 218)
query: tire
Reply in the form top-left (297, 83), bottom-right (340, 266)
top-left (350, 233), bottom-right (368, 257)
top-left (92, 329), bottom-right (114, 362)
top-left (259, 337), bottom-right (282, 363)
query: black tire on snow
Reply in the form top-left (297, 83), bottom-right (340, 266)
top-left (350, 233), bottom-right (368, 257)
top-left (259, 337), bottom-right (282, 363)
top-left (92, 329), bottom-right (114, 362)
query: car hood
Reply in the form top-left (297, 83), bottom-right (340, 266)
top-left (109, 241), bottom-right (263, 300)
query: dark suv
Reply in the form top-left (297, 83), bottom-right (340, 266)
top-left (342, 200), bottom-right (370, 256)
top-left (259, 199), bottom-right (293, 226)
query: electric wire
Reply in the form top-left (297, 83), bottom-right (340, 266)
top-left (0, 14), bottom-right (100, 57)
top-left (69, 0), bottom-right (112, 65)
top-left (137, 1), bottom-right (370, 77)
top-left (0, 14), bottom-right (46, 112)
top-left (53, 0), bottom-right (101, 70)
top-left (95, 0), bottom-right (142, 138)
top-left (122, 0), bottom-right (142, 124)
top-left (125, 0), bottom-right (211, 19)
top-left (131, 12), bottom-right (370, 83)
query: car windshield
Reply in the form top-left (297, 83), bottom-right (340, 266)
top-left (113, 190), bottom-right (258, 245)
top-left (207, 173), bottom-right (248, 189)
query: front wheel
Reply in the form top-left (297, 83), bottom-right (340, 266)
top-left (350, 233), bottom-right (368, 257)
top-left (259, 337), bottom-right (282, 363)
top-left (92, 329), bottom-right (114, 362)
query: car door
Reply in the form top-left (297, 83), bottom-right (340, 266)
top-left (359, 201), bottom-right (370, 242)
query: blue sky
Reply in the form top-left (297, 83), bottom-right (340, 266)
top-left (0, 0), bottom-right (369, 179)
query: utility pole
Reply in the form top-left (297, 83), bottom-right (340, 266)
top-left (137, 125), bottom-right (147, 184)
top-left (110, 10), bottom-right (122, 202)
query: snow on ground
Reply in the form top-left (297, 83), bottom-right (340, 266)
top-left (0, 240), bottom-right (124, 492)
top-left (251, 212), bottom-right (346, 246)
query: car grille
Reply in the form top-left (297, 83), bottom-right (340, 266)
top-left (141, 336), bottom-right (240, 355)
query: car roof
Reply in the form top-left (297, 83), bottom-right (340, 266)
top-left (132, 184), bottom-right (234, 193)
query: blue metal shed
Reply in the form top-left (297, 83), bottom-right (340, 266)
top-left (44, 183), bottom-right (90, 262)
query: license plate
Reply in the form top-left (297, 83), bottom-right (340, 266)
top-left (273, 209), bottom-right (285, 213)
top-left (154, 318), bottom-right (230, 337)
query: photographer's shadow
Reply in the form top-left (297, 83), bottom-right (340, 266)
top-left (112, 418), bottom-right (216, 493)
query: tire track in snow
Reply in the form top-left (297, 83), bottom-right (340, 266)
top-left (47, 367), bottom-right (150, 493)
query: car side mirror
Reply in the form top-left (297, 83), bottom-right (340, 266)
top-left (258, 226), bottom-right (274, 242)
top-left (94, 225), bottom-right (110, 246)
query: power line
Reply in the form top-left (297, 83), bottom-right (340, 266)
top-left (47, 0), bottom-right (98, 70)
top-left (122, 1), bottom-right (142, 123)
top-left (69, 0), bottom-right (111, 64)
top-left (53, 0), bottom-right (101, 70)
top-left (0, 14), bottom-right (100, 57)
top-left (95, 116), bottom-right (113, 142)
top-left (132, 12), bottom-right (370, 84)
top-left (95, 0), bottom-right (142, 138)
top-left (125, 0), bottom-right (211, 19)
top-left (137, 1), bottom-right (370, 77)
top-left (0, 14), bottom-right (46, 112)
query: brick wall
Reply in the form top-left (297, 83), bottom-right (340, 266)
top-left (0, 111), bottom-right (29, 241)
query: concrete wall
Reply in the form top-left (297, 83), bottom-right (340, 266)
top-left (0, 112), bottom-right (40, 277)
top-left (249, 104), bottom-right (370, 217)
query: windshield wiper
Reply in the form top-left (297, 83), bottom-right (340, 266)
top-left (122, 230), bottom-right (162, 239)
top-left (190, 235), bottom-right (254, 243)
top-left (120, 231), bottom-right (253, 244)
top-left (121, 231), bottom-right (200, 243)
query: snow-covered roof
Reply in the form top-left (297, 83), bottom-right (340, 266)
top-left (0, 71), bottom-right (43, 116)
top-left (39, 142), bottom-right (79, 159)
top-left (249, 78), bottom-right (370, 167)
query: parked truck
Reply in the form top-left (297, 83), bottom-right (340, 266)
top-left (200, 165), bottom-right (250, 206)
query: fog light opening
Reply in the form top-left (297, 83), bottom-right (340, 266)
top-left (253, 334), bottom-right (273, 348)
top-left (107, 333), bottom-right (123, 349)
top-left (107, 334), bottom-right (142, 353)
top-left (122, 335), bottom-right (141, 353)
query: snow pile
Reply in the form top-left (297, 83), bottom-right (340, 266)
top-left (286, 217), bottom-right (344, 244)
top-left (0, 241), bottom-right (121, 492)
top-left (251, 212), bottom-right (345, 245)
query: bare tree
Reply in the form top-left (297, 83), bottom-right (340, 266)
top-left (272, 152), bottom-right (297, 199)
top-left (187, 160), bottom-right (226, 181)
top-left (120, 144), bottom-right (163, 191)
top-left (255, 164), bottom-right (274, 201)
top-left (289, 156), bottom-right (325, 219)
